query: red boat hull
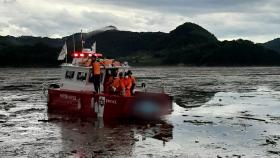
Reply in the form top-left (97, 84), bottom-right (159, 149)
top-left (47, 88), bottom-right (172, 119)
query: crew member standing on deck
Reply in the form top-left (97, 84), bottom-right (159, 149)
top-left (122, 73), bottom-right (132, 97)
top-left (111, 71), bottom-right (121, 95)
top-left (91, 56), bottom-right (102, 93)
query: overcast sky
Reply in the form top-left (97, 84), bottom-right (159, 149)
top-left (0, 0), bottom-right (279, 42)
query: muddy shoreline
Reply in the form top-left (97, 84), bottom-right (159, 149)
top-left (1, 67), bottom-right (280, 157)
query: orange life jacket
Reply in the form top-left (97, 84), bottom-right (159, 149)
top-left (121, 78), bottom-right (132, 96)
top-left (92, 62), bottom-right (101, 75)
top-left (112, 77), bottom-right (121, 89)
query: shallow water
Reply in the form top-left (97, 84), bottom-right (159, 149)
top-left (1, 67), bottom-right (280, 157)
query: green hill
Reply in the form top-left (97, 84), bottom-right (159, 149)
top-left (263, 38), bottom-right (280, 53)
top-left (0, 22), bottom-right (280, 67)
top-left (0, 36), bottom-right (62, 66)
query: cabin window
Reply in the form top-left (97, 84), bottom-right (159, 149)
top-left (89, 73), bottom-right (94, 83)
top-left (65, 70), bottom-right (75, 79)
top-left (77, 72), bottom-right (87, 81)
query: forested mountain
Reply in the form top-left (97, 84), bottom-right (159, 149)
top-left (263, 38), bottom-right (280, 53)
top-left (0, 22), bottom-right (280, 67)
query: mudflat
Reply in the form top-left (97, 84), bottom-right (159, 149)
top-left (1, 67), bottom-right (280, 157)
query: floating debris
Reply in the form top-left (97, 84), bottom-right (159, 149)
top-left (192, 115), bottom-right (203, 118)
top-left (265, 138), bottom-right (277, 146)
top-left (267, 150), bottom-right (280, 156)
top-left (269, 116), bottom-right (280, 121)
top-left (237, 116), bottom-right (267, 122)
top-left (207, 103), bottom-right (224, 107)
top-left (232, 154), bottom-right (242, 158)
top-left (14, 108), bottom-right (45, 115)
top-left (240, 95), bottom-right (255, 98)
top-left (38, 118), bottom-right (61, 122)
top-left (2, 103), bottom-right (16, 111)
top-left (183, 120), bottom-right (214, 125)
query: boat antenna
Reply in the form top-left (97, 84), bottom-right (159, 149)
top-left (81, 29), bottom-right (84, 51)
top-left (65, 39), bottom-right (68, 63)
top-left (91, 41), bottom-right (96, 53)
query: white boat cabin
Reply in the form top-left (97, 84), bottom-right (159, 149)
top-left (58, 48), bottom-right (129, 92)
top-left (60, 64), bottom-right (128, 92)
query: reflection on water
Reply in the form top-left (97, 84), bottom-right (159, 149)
top-left (1, 67), bottom-right (280, 157)
top-left (54, 117), bottom-right (173, 157)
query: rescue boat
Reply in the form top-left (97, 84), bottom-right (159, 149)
top-left (47, 43), bottom-right (173, 120)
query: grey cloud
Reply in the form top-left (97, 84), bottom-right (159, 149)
top-left (0, 22), bottom-right (8, 32)
top-left (0, 0), bottom-right (279, 42)
top-left (13, 13), bottom-right (87, 36)
top-left (71, 0), bottom-right (280, 42)
top-left (2, 0), bottom-right (16, 3)
top-left (84, 0), bottom-right (273, 14)
top-left (8, 8), bottom-right (135, 37)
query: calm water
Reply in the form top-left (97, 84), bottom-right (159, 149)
top-left (1, 67), bottom-right (280, 157)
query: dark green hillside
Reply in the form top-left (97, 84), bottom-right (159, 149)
top-left (0, 42), bottom-right (60, 67)
top-left (0, 36), bottom-right (62, 67)
top-left (167, 22), bottom-right (217, 47)
top-left (84, 30), bottom-right (166, 57)
top-left (200, 40), bottom-right (280, 66)
top-left (164, 39), bottom-right (280, 66)
top-left (0, 22), bottom-right (280, 67)
top-left (263, 38), bottom-right (280, 53)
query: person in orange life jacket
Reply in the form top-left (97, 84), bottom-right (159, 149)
top-left (110, 70), bottom-right (121, 95)
top-left (118, 72), bottom-right (128, 96)
top-left (121, 73), bottom-right (132, 97)
top-left (127, 70), bottom-right (136, 95)
top-left (91, 56), bottom-right (104, 93)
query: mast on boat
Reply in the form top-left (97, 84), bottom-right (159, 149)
top-left (81, 29), bottom-right (84, 51)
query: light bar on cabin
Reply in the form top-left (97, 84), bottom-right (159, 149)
top-left (72, 52), bottom-right (102, 58)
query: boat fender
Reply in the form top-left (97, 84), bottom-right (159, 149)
top-left (94, 101), bottom-right (99, 113)
top-left (97, 96), bottom-right (105, 117)
top-left (77, 98), bottom-right (81, 110)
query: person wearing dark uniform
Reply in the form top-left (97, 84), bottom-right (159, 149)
top-left (127, 70), bottom-right (136, 95)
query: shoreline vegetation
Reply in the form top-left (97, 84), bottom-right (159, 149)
top-left (0, 22), bottom-right (280, 67)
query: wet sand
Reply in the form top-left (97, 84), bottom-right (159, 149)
top-left (1, 67), bottom-right (280, 157)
